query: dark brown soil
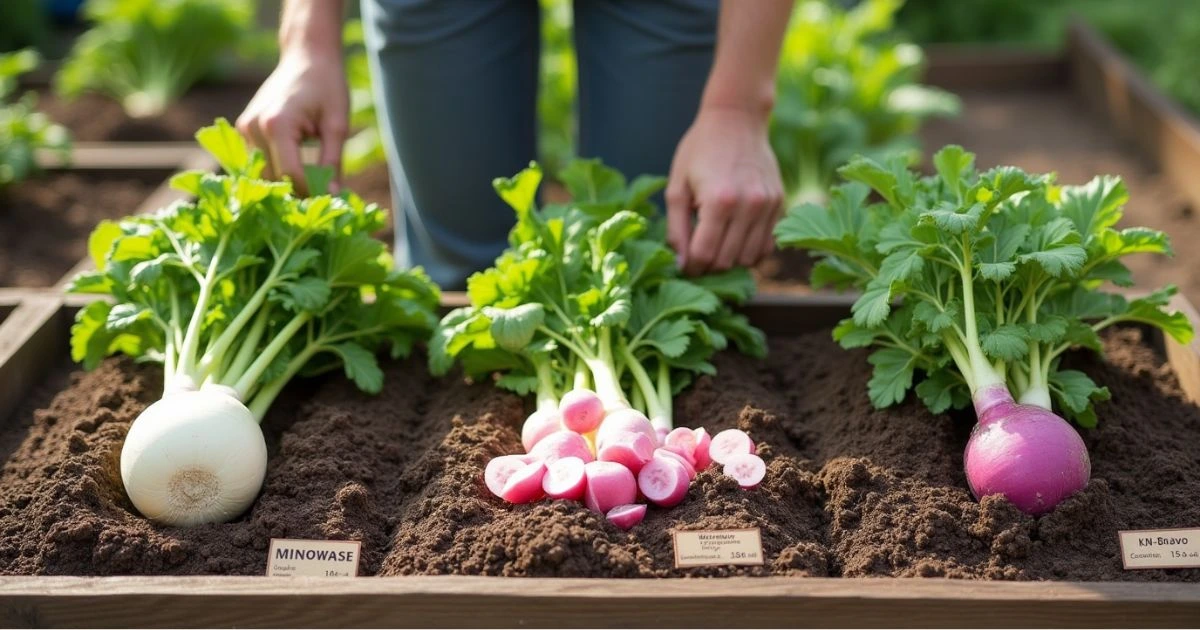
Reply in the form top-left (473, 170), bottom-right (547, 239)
top-left (36, 85), bottom-right (259, 143)
top-left (0, 170), bottom-right (168, 287)
top-left (760, 87), bottom-right (1199, 300)
top-left (1, 327), bottom-right (1196, 581)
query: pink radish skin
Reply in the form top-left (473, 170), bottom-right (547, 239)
top-left (596, 409), bottom-right (657, 450)
top-left (521, 409), bottom-right (562, 453)
top-left (583, 461), bottom-right (637, 514)
top-left (499, 460), bottom-right (547, 503)
top-left (528, 430), bottom-right (594, 464)
top-left (637, 457), bottom-right (691, 508)
top-left (660, 443), bottom-right (696, 467)
top-left (542, 456), bottom-right (587, 501)
top-left (692, 428), bottom-right (713, 469)
top-left (664, 427), bottom-right (698, 458)
top-left (597, 431), bottom-right (655, 474)
top-left (655, 427), bottom-right (670, 446)
top-left (723, 453), bottom-right (766, 489)
top-left (485, 455), bottom-right (533, 499)
top-left (709, 429), bottom-right (755, 465)
top-left (606, 504), bottom-right (647, 531)
top-left (965, 384), bottom-right (1090, 515)
top-left (654, 448), bottom-right (696, 480)
top-left (559, 389), bottom-right (605, 434)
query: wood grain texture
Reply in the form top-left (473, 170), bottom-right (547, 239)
top-left (0, 296), bottom-right (64, 424)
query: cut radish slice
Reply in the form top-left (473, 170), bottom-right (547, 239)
top-left (654, 448), bottom-right (696, 480)
top-left (606, 504), bottom-right (647, 531)
top-left (583, 461), bottom-right (637, 514)
top-left (598, 431), bottom-right (655, 474)
top-left (664, 427), bottom-right (698, 458)
top-left (521, 409), bottom-right (563, 453)
top-left (559, 389), bottom-right (605, 434)
top-left (723, 453), bottom-right (766, 489)
top-left (485, 455), bottom-right (533, 499)
top-left (709, 429), bottom-right (755, 465)
top-left (692, 428), bottom-right (713, 469)
top-left (596, 409), bottom-right (656, 450)
top-left (660, 443), bottom-right (697, 467)
top-left (542, 456), bottom-right (587, 501)
top-left (528, 430), bottom-right (594, 464)
top-left (499, 460), bottom-right (547, 503)
top-left (637, 457), bottom-right (690, 508)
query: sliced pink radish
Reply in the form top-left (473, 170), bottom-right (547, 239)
top-left (499, 460), bottom-right (547, 503)
top-left (664, 427), bottom-right (698, 457)
top-left (692, 428), bottom-right (713, 469)
top-left (583, 461), bottom-right (637, 514)
top-left (709, 428), bottom-right (756, 465)
top-left (598, 431), bottom-right (655, 474)
top-left (559, 389), bottom-right (605, 434)
top-left (660, 443), bottom-right (697, 467)
top-left (655, 427), bottom-right (670, 446)
top-left (521, 409), bottom-right (562, 453)
top-left (596, 409), bottom-right (656, 450)
top-left (542, 456), bottom-right (587, 501)
top-left (654, 447), bottom-right (696, 480)
top-left (637, 457), bottom-right (691, 508)
top-left (485, 455), bottom-right (533, 499)
top-left (528, 430), bottom-right (595, 464)
top-left (723, 453), bottom-right (766, 489)
top-left (605, 504), bottom-right (647, 531)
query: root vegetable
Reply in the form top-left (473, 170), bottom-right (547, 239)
top-left (583, 461), bottom-right (637, 514)
top-left (559, 388), bottom-right (604, 434)
top-left (722, 453), bottom-right (766, 489)
top-left (654, 447), bottom-right (696, 480)
top-left (485, 454), bottom-right (533, 499)
top-left (596, 409), bottom-right (657, 450)
top-left (605, 504), bottom-right (647, 530)
top-left (528, 430), bottom-right (594, 464)
top-left (664, 427), bottom-right (698, 460)
top-left (637, 457), bottom-right (690, 508)
top-left (709, 429), bottom-right (756, 465)
top-left (597, 431), bottom-right (655, 474)
top-left (542, 456), bottom-right (587, 501)
top-left (692, 427), bottom-right (713, 469)
top-left (499, 460), bottom-right (547, 503)
top-left (521, 409), bottom-right (563, 452)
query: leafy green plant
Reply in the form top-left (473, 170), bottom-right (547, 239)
top-left (537, 0), bottom-right (577, 175)
top-left (771, 0), bottom-right (959, 206)
top-left (0, 49), bottom-right (69, 191)
top-left (895, 0), bottom-right (1062, 47)
top-left (56, 0), bottom-right (252, 118)
top-left (0, 0), bottom-right (50, 55)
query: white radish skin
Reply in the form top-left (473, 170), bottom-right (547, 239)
top-left (605, 504), bottom-right (647, 531)
top-left (528, 430), bottom-right (594, 464)
top-left (723, 453), bottom-right (766, 489)
top-left (638, 457), bottom-right (690, 508)
top-left (692, 428), bottom-right (713, 469)
top-left (596, 409), bottom-right (656, 450)
top-left (499, 460), bottom-right (547, 503)
top-left (654, 448), bottom-right (696, 480)
top-left (120, 390), bottom-right (267, 527)
top-left (709, 429), bottom-right (755, 465)
top-left (521, 409), bottom-right (563, 453)
top-left (597, 431), bottom-right (655, 474)
top-left (542, 457), bottom-right (587, 501)
top-left (559, 389), bottom-right (605, 434)
top-left (583, 461), bottom-right (637, 514)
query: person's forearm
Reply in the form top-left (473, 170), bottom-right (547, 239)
top-left (699, 0), bottom-right (793, 121)
top-left (279, 0), bottom-right (345, 58)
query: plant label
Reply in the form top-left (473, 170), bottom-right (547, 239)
top-left (266, 539), bottom-right (362, 577)
top-left (673, 528), bottom-right (764, 568)
top-left (1118, 528), bottom-right (1200, 570)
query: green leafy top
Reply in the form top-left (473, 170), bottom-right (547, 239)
top-left (56, 0), bottom-right (252, 118)
top-left (775, 145), bottom-right (1192, 427)
top-left (69, 119), bottom-right (440, 421)
top-left (0, 49), bottom-right (70, 190)
top-left (431, 158), bottom-right (765, 430)
top-left (771, 0), bottom-right (959, 205)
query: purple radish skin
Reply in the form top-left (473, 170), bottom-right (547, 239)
top-left (964, 384), bottom-right (1090, 515)
top-left (605, 504), bottom-right (647, 530)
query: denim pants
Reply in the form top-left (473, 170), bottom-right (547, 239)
top-left (361, 0), bottom-right (719, 289)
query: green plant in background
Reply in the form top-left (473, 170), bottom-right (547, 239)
top-left (0, 49), bottom-right (70, 191)
top-left (56, 0), bottom-right (252, 118)
top-left (0, 0), bottom-right (51, 55)
top-left (537, 0), bottom-right (577, 176)
top-left (342, 20), bottom-right (385, 177)
top-left (771, 0), bottom-right (960, 207)
top-left (895, 0), bottom-right (1062, 47)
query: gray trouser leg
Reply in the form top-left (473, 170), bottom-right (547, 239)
top-left (362, 0), bottom-right (540, 291)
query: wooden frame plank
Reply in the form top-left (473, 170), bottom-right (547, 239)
top-left (924, 46), bottom-right (1067, 91)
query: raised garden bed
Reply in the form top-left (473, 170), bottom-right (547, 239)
top-left (756, 21), bottom-right (1200, 302)
top-left (0, 293), bottom-right (1197, 627)
top-left (0, 148), bottom-right (209, 288)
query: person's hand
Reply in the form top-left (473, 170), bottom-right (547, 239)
top-left (236, 51), bottom-right (349, 194)
top-left (666, 106), bottom-right (784, 276)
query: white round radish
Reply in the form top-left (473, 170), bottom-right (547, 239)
top-left (528, 430), bottom-right (594, 464)
top-left (605, 504), bottom-right (647, 531)
top-left (559, 389), bottom-right (605, 434)
top-left (596, 409), bottom-right (656, 450)
top-left (597, 431), bottom-right (655, 474)
top-left (120, 390), bottom-right (267, 527)
top-left (485, 454), bottom-right (531, 498)
top-left (709, 429), bottom-right (755, 465)
top-left (723, 453), bottom-right (766, 489)
top-left (637, 457), bottom-right (690, 508)
top-left (521, 409), bottom-right (563, 453)
top-left (654, 448), bottom-right (696, 480)
top-left (542, 456), bottom-right (587, 501)
top-left (583, 461), bottom-right (637, 514)
top-left (691, 427), bottom-right (713, 469)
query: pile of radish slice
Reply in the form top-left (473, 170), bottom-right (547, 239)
top-left (485, 395), bottom-right (765, 530)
